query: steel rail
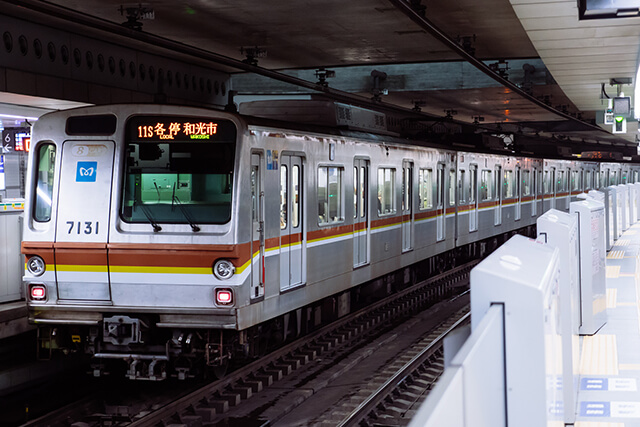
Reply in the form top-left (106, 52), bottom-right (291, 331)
top-left (337, 308), bottom-right (471, 427)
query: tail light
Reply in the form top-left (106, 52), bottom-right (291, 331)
top-left (215, 288), bottom-right (233, 306)
top-left (30, 284), bottom-right (46, 301)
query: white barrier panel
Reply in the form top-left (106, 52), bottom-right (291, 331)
top-left (409, 305), bottom-right (505, 427)
top-left (471, 234), bottom-right (561, 426)
top-left (634, 183), bottom-right (640, 224)
top-left (627, 183), bottom-right (638, 224)
top-left (618, 184), bottom-right (630, 231)
top-left (589, 190), bottom-right (612, 251)
top-left (0, 199), bottom-right (24, 303)
top-left (537, 209), bottom-right (580, 424)
top-left (571, 198), bottom-right (607, 335)
top-left (605, 186), bottom-right (621, 241)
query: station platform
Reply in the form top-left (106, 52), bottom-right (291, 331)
top-left (0, 300), bottom-right (32, 340)
top-left (575, 221), bottom-right (640, 426)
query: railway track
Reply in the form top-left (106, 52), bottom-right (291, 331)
top-left (20, 261), bottom-right (475, 427)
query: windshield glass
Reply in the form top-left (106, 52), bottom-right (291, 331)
top-left (121, 115), bottom-right (237, 225)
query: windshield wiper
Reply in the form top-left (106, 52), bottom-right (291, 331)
top-left (134, 201), bottom-right (162, 232)
top-left (172, 191), bottom-right (201, 232)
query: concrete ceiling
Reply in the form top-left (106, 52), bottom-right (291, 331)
top-left (3, 0), bottom-right (639, 155)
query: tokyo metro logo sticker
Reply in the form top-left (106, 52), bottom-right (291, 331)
top-left (76, 161), bottom-right (97, 182)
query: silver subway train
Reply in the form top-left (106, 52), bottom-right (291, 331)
top-left (20, 103), bottom-right (636, 379)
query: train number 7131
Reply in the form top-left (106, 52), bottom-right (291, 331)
top-left (66, 221), bottom-right (99, 235)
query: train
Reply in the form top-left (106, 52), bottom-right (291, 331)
top-left (20, 101), bottom-right (637, 380)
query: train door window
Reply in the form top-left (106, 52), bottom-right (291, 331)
top-left (495, 166), bottom-right (502, 226)
top-left (354, 159), bottom-right (369, 267)
top-left (318, 166), bottom-right (343, 225)
top-left (523, 170), bottom-right (531, 196)
top-left (532, 168), bottom-right (538, 217)
top-left (353, 167), bottom-right (358, 219)
top-left (571, 169), bottom-right (579, 191)
top-left (634, 171), bottom-right (639, 183)
top-left (280, 165), bottom-right (288, 229)
top-left (586, 170), bottom-right (592, 190)
top-left (557, 170), bottom-right (564, 193)
top-left (436, 164), bottom-right (445, 241)
top-left (449, 169), bottom-right (456, 206)
top-left (480, 170), bottom-right (492, 200)
top-left (250, 154), bottom-right (264, 299)
top-left (459, 169), bottom-right (466, 204)
top-left (402, 165), bottom-right (412, 211)
top-left (611, 171), bottom-right (617, 186)
top-left (33, 143), bottom-right (56, 222)
top-left (538, 170), bottom-right (543, 194)
top-left (378, 168), bottom-right (396, 215)
top-left (292, 165), bottom-right (300, 228)
top-left (544, 170), bottom-right (550, 194)
top-left (419, 168), bottom-right (433, 209)
top-left (402, 161), bottom-right (414, 252)
top-left (469, 165), bottom-right (478, 232)
top-left (503, 170), bottom-right (514, 198)
top-left (469, 167), bottom-right (477, 203)
top-left (623, 171), bottom-right (628, 184)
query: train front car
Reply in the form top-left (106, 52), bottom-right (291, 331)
top-left (22, 105), bottom-right (248, 380)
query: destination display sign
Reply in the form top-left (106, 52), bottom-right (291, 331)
top-left (126, 116), bottom-right (236, 143)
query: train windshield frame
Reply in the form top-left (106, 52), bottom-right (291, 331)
top-left (120, 115), bottom-right (237, 226)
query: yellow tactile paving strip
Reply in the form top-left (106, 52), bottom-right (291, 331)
top-left (627, 230), bottom-right (637, 235)
top-left (616, 239), bottom-right (631, 247)
top-left (580, 335), bottom-right (618, 376)
top-left (576, 423), bottom-right (625, 427)
top-left (607, 265), bottom-right (621, 279)
top-left (607, 289), bottom-right (617, 309)
top-left (608, 250), bottom-right (625, 259)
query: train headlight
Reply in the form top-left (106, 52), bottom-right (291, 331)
top-left (213, 259), bottom-right (235, 280)
top-left (27, 256), bottom-right (46, 276)
top-left (30, 284), bottom-right (47, 301)
top-left (215, 288), bottom-right (234, 306)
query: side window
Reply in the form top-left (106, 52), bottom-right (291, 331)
top-left (480, 170), bottom-right (492, 200)
top-left (419, 168), bottom-right (433, 209)
top-left (34, 143), bottom-right (57, 222)
top-left (378, 167), bottom-right (396, 215)
top-left (318, 166), bottom-right (343, 225)
top-left (449, 169), bottom-right (456, 206)
top-left (585, 170), bottom-right (591, 190)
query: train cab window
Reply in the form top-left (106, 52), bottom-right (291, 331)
top-left (522, 170), bottom-right (531, 196)
top-left (418, 168), bottom-right (433, 209)
top-left (378, 168), bottom-right (396, 215)
top-left (503, 170), bottom-right (514, 198)
top-left (121, 116), bottom-right (237, 226)
top-left (318, 166), bottom-right (343, 225)
top-left (33, 143), bottom-right (56, 222)
top-left (449, 170), bottom-right (456, 206)
top-left (480, 170), bottom-right (492, 200)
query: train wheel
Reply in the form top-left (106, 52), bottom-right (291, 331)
top-left (212, 361), bottom-right (229, 379)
